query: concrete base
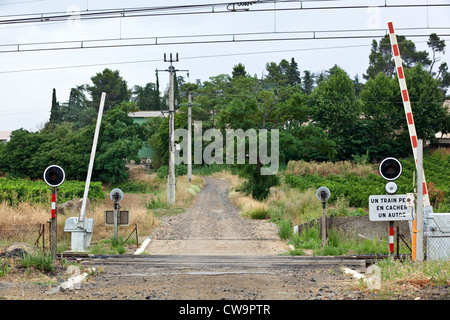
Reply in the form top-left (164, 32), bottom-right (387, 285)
top-left (296, 215), bottom-right (412, 241)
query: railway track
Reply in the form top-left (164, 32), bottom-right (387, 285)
top-left (45, 253), bottom-right (381, 300)
top-left (59, 253), bottom-right (378, 268)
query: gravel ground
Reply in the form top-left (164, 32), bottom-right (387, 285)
top-left (144, 177), bottom-right (289, 256)
top-left (1, 177), bottom-right (449, 303)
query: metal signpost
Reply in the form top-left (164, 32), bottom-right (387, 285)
top-left (108, 188), bottom-right (124, 238)
top-left (43, 165), bottom-right (65, 260)
top-left (316, 186), bottom-right (330, 246)
top-left (370, 157), bottom-right (413, 257)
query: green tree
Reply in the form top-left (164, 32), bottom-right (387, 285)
top-left (360, 64), bottom-right (447, 159)
top-left (426, 33), bottom-right (450, 93)
top-left (428, 33), bottom-right (446, 76)
top-left (29, 123), bottom-right (89, 180)
top-left (0, 102), bottom-right (145, 184)
top-left (364, 35), bottom-right (431, 80)
top-left (48, 88), bottom-right (62, 125)
top-left (93, 102), bottom-right (144, 183)
top-left (360, 72), bottom-right (404, 159)
top-left (286, 58), bottom-right (301, 87)
top-left (59, 85), bottom-right (95, 129)
top-left (87, 68), bottom-right (130, 111)
top-left (132, 83), bottom-right (161, 110)
top-left (310, 66), bottom-right (364, 159)
top-left (279, 124), bottom-right (337, 163)
top-left (264, 58), bottom-right (301, 88)
top-left (232, 63), bottom-right (247, 79)
top-left (0, 129), bottom-right (42, 178)
top-left (403, 64), bottom-right (447, 143)
top-left (302, 70), bottom-right (315, 94)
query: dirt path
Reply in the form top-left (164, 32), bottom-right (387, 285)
top-left (145, 177), bottom-right (289, 255)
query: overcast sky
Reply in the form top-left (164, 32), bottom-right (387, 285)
top-left (0, 0), bottom-right (449, 132)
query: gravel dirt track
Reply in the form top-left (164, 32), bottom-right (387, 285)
top-left (144, 177), bottom-right (289, 256)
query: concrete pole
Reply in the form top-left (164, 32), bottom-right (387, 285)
top-left (187, 91), bottom-right (192, 183)
top-left (416, 139), bottom-right (424, 261)
top-left (167, 64), bottom-right (176, 206)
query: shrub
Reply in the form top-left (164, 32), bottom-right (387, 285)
top-left (247, 208), bottom-right (268, 220)
top-left (278, 220), bottom-right (292, 240)
top-left (146, 197), bottom-right (168, 209)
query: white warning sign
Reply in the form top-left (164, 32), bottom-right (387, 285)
top-left (369, 194), bottom-right (413, 221)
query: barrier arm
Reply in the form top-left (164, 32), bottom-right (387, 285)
top-left (78, 92), bottom-right (106, 226)
top-left (387, 22), bottom-right (431, 260)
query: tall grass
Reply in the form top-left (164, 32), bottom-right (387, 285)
top-left (373, 258), bottom-right (450, 291)
top-left (266, 187), bottom-right (322, 226)
top-left (228, 190), bottom-right (269, 219)
top-left (285, 160), bottom-right (375, 177)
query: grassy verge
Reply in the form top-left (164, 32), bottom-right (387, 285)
top-left (359, 258), bottom-right (450, 298)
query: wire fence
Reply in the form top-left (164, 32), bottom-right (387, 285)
top-left (426, 237), bottom-right (450, 260)
top-left (1, 221), bottom-right (140, 254)
top-left (0, 222), bottom-right (51, 252)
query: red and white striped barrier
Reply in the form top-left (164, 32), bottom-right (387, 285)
top-left (387, 21), bottom-right (431, 207)
top-left (388, 21), bottom-right (432, 260)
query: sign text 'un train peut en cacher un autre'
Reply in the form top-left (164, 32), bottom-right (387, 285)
top-left (369, 194), bottom-right (414, 221)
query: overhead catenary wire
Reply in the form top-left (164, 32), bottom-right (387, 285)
top-left (2, 35), bottom-right (450, 75)
top-left (1, 26), bottom-right (449, 54)
top-left (0, 2), bottom-right (448, 56)
top-left (1, 1), bottom-right (450, 26)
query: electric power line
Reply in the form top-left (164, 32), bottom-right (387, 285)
top-left (1, 26), bottom-right (450, 54)
top-left (1, 36), bottom-right (449, 75)
top-left (1, 1), bottom-right (449, 26)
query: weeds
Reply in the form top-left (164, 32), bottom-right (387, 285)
top-left (88, 236), bottom-right (129, 254)
top-left (146, 197), bottom-right (168, 210)
top-left (19, 251), bottom-right (55, 273)
top-left (376, 258), bottom-right (450, 287)
top-left (110, 236), bottom-right (126, 254)
top-left (0, 259), bottom-right (12, 277)
top-left (278, 220), bottom-right (292, 240)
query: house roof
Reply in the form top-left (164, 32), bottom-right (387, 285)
top-left (128, 111), bottom-right (167, 118)
top-left (0, 131), bottom-right (11, 141)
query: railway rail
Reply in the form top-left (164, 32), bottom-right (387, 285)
top-left (57, 252), bottom-right (406, 267)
